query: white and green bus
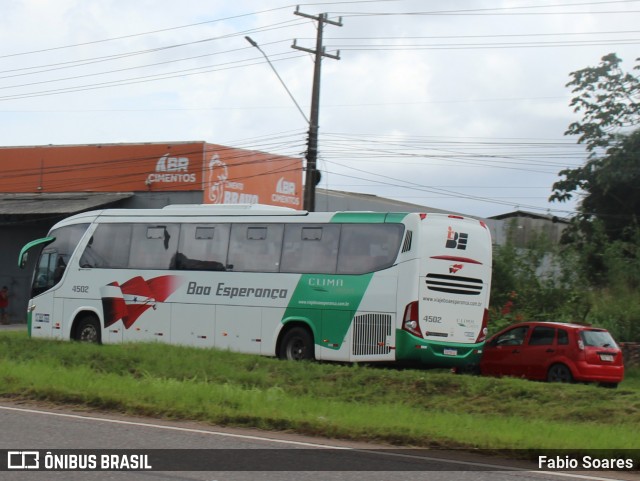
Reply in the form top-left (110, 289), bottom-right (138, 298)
top-left (18, 204), bottom-right (492, 367)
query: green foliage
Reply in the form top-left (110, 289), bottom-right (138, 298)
top-left (0, 332), bottom-right (639, 452)
top-left (552, 131), bottom-right (640, 255)
top-left (541, 53), bottom-right (640, 308)
top-left (489, 221), bottom-right (578, 333)
top-left (563, 53), bottom-right (639, 154)
top-left (583, 287), bottom-right (640, 342)
top-left (489, 220), bottom-right (640, 341)
top-left (551, 53), bottom-right (639, 251)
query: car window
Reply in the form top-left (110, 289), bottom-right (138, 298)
top-left (557, 329), bottom-right (569, 345)
top-left (495, 326), bottom-right (529, 346)
top-left (580, 330), bottom-right (617, 348)
top-left (528, 326), bottom-right (556, 346)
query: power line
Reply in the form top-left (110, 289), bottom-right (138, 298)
top-left (0, 52), bottom-right (307, 102)
top-left (334, 0), bottom-right (640, 17)
top-left (0, 5), bottom-right (296, 59)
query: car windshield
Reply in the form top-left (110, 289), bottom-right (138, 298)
top-left (580, 330), bottom-right (617, 348)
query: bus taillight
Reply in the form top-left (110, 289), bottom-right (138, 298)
top-left (475, 308), bottom-right (489, 343)
top-left (402, 301), bottom-right (423, 338)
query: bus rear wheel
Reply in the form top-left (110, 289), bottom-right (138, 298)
top-left (279, 327), bottom-right (314, 361)
top-left (75, 315), bottom-right (101, 344)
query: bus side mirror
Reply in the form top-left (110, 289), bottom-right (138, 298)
top-left (19, 251), bottom-right (29, 269)
top-left (18, 236), bottom-right (56, 269)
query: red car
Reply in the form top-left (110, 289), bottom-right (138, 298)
top-left (480, 321), bottom-right (624, 387)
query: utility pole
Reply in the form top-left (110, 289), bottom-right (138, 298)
top-left (292, 6), bottom-right (342, 212)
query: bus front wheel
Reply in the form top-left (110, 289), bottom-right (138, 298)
top-left (279, 327), bottom-right (314, 361)
top-left (75, 315), bottom-right (102, 344)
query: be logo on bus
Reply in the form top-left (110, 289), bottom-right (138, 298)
top-left (100, 275), bottom-right (184, 329)
top-left (445, 226), bottom-right (468, 250)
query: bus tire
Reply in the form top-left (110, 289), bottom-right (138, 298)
top-left (279, 327), bottom-right (314, 361)
top-left (546, 363), bottom-right (572, 383)
top-left (75, 314), bottom-right (102, 344)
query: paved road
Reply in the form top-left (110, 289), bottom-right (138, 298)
top-left (0, 402), bottom-right (637, 481)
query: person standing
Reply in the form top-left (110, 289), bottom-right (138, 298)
top-left (0, 286), bottom-right (9, 325)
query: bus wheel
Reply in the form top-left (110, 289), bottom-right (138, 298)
top-left (547, 364), bottom-right (572, 383)
top-left (279, 327), bottom-right (314, 361)
top-left (75, 315), bottom-right (102, 344)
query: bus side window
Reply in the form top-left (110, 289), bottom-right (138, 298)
top-left (80, 224), bottom-right (132, 268)
top-left (337, 224), bottom-right (404, 275)
top-left (228, 224), bottom-right (284, 272)
top-left (129, 224), bottom-right (179, 270)
top-left (280, 224), bottom-right (339, 274)
top-left (176, 224), bottom-right (230, 271)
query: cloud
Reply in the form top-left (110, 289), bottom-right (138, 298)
top-left (0, 0), bottom-right (637, 217)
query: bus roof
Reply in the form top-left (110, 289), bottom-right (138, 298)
top-left (49, 204), bottom-right (486, 228)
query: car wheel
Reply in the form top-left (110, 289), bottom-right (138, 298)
top-left (75, 315), bottom-right (102, 344)
top-left (546, 364), bottom-right (573, 383)
top-left (279, 327), bottom-right (314, 361)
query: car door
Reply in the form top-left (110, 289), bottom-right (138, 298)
top-left (520, 326), bottom-right (557, 380)
top-left (481, 325), bottom-right (529, 377)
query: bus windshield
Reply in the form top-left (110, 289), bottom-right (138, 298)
top-left (30, 223), bottom-right (90, 297)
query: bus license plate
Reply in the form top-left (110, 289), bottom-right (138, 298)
top-left (600, 354), bottom-right (614, 362)
top-left (444, 348), bottom-right (458, 356)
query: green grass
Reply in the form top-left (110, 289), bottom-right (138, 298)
top-left (0, 331), bottom-right (638, 453)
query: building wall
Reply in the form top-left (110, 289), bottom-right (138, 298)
top-left (0, 191), bottom-right (204, 322)
top-left (0, 223), bottom-right (51, 323)
top-left (314, 189), bottom-right (453, 215)
top-left (489, 215), bottom-right (567, 248)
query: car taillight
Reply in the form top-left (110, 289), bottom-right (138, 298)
top-left (475, 308), bottom-right (489, 343)
top-left (402, 301), bottom-right (423, 338)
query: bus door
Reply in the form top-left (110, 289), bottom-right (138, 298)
top-left (30, 248), bottom-right (64, 339)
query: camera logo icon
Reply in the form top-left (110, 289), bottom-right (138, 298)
top-left (7, 451), bottom-right (40, 469)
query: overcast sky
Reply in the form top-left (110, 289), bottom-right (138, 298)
top-left (0, 0), bottom-right (638, 218)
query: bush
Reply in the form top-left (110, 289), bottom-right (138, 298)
top-left (489, 224), bottom-right (640, 342)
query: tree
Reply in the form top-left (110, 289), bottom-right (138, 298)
top-left (563, 53), bottom-right (639, 155)
top-left (550, 54), bottom-right (640, 245)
